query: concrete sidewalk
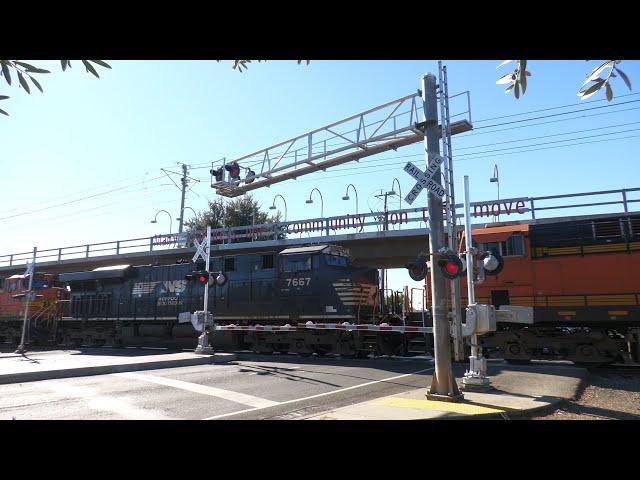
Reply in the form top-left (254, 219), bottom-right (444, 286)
top-left (306, 361), bottom-right (588, 420)
top-left (0, 347), bottom-right (236, 385)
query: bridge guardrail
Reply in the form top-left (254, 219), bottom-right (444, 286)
top-left (1, 187), bottom-right (638, 268)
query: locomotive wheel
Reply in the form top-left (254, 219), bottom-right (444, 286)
top-left (312, 346), bottom-right (331, 356)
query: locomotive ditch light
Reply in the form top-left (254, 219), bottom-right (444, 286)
top-left (211, 167), bottom-right (224, 183)
top-left (224, 162), bottom-right (241, 181)
top-left (407, 260), bottom-right (428, 281)
top-left (437, 253), bottom-right (464, 280)
top-left (480, 249), bottom-right (504, 276)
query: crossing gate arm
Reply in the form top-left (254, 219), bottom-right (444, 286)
top-left (212, 323), bottom-right (433, 333)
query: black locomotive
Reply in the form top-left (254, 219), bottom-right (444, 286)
top-left (50, 244), bottom-right (412, 356)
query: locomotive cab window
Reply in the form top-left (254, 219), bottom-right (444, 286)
top-left (281, 255), bottom-right (312, 272)
top-left (262, 254), bottom-right (274, 269)
top-left (482, 234), bottom-right (524, 257)
top-left (324, 255), bottom-right (347, 267)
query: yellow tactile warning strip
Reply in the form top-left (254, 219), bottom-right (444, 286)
top-left (372, 397), bottom-right (505, 415)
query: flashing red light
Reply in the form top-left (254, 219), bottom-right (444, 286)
top-left (225, 162), bottom-right (241, 180)
top-left (444, 262), bottom-right (459, 276)
top-left (438, 254), bottom-right (463, 280)
top-left (197, 274), bottom-right (208, 285)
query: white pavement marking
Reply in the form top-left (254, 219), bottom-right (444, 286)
top-left (115, 372), bottom-right (279, 409)
top-left (37, 381), bottom-right (174, 420)
top-left (204, 366), bottom-right (434, 420)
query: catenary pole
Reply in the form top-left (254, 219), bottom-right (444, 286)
top-left (422, 73), bottom-right (463, 401)
top-left (15, 247), bottom-right (37, 354)
top-left (178, 163), bottom-right (188, 234)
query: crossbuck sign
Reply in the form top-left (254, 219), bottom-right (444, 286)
top-left (192, 236), bottom-right (208, 264)
top-left (403, 153), bottom-right (446, 205)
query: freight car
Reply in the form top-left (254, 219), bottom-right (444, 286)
top-left (8, 244), bottom-right (416, 357)
top-left (462, 212), bottom-right (640, 365)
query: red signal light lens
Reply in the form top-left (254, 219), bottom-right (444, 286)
top-left (198, 274), bottom-right (207, 284)
top-left (444, 262), bottom-right (459, 276)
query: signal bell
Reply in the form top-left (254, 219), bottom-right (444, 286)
top-left (437, 253), bottom-right (464, 280)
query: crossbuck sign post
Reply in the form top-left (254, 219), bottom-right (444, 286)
top-left (403, 154), bottom-right (446, 205)
top-left (193, 226), bottom-right (214, 355)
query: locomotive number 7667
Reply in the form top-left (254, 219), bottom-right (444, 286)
top-left (286, 277), bottom-right (311, 287)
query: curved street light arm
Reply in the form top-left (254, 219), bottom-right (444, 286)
top-left (344, 183), bottom-right (359, 215)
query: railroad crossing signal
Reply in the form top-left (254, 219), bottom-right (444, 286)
top-left (225, 162), bottom-right (241, 181)
top-left (407, 260), bottom-right (429, 281)
top-left (403, 154), bottom-right (446, 205)
top-left (438, 253), bottom-right (464, 280)
top-left (479, 249), bottom-right (504, 276)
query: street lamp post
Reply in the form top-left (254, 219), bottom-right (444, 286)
top-left (341, 184), bottom-right (359, 215)
top-left (490, 164), bottom-right (500, 222)
top-left (389, 178), bottom-right (402, 212)
top-left (305, 188), bottom-right (324, 218)
top-left (151, 210), bottom-right (173, 234)
top-left (175, 206), bottom-right (198, 225)
top-left (269, 194), bottom-right (288, 222)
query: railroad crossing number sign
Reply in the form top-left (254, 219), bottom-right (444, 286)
top-left (403, 154), bottom-right (446, 205)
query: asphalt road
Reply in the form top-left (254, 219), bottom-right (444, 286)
top-left (0, 354), bottom-right (435, 420)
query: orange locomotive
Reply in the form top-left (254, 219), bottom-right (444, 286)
top-left (458, 212), bottom-right (640, 364)
top-left (0, 272), bottom-right (69, 344)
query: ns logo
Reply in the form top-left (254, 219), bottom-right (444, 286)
top-left (159, 280), bottom-right (187, 295)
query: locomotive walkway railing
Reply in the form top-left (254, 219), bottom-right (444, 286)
top-left (1, 186), bottom-right (638, 269)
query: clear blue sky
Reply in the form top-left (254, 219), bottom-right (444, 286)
top-left (1, 60), bottom-right (639, 294)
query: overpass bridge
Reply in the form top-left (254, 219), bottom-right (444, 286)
top-left (1, 187), bottom-right (638, 276)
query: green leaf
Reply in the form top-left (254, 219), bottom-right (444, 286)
top-left (606, 82), bottom-right (613, 102)
top-left (89, 60), bottom-right (111, 69)
top-left (61, 60), bottom-right (68, 71)
top-left (17, 71), bottom-right (30, 94)
top-left (496, 72), bottom-right (514, 85)
top-left (583, 61), bottom-right (612, 86)
top-left (82, 60), bottom-right (100, 78)
top-left (0, 107), bottom-right (8, 116)
top-left (504, 84), bottom-right (515, 93)
top-left (1, 62), bottom-right (11, 86)
top-left (0, 95), bottom-right (8, 100)
top-left (519, 59), bottom-right (527, 76)
top-left (13, 62), bottom-right (50, 74)
top-left (578, 79), bottom-right (605, 100)
top-left (616, 68), bottom-right (632, 91)
top-left (521, 71), bottom-right (527, 94)
top-left (514, 80), bottom-right (520, 99)
top-left (496, 60), bottom-right (513, 69)
top-left (29, 75), bottom-right (43, 93)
